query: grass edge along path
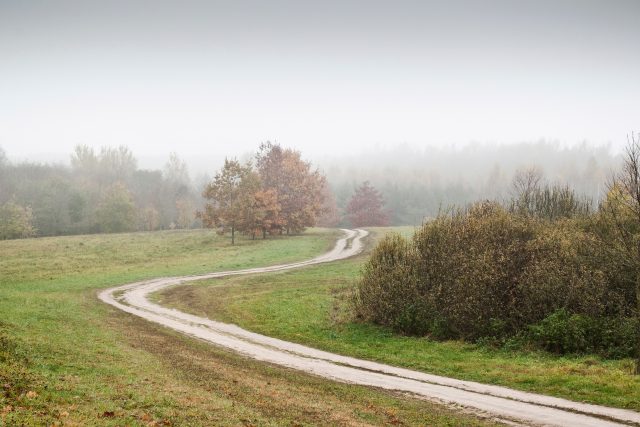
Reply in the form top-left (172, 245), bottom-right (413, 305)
top-left (0, 227), bottom-right (496, 426)
top-left (156, 227), bottom-right (640, 412)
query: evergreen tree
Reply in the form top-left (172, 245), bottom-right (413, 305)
top-left (346, 181), bottom-right (389, 227)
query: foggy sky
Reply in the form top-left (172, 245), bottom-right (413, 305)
top-left (1, 0), bottom-right (639, 168)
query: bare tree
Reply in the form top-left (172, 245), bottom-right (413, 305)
top-left (510, 166), bottom-right (544, 215)
top-left (511, 166), bottom-right (544, 200)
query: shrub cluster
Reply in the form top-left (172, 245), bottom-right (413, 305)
top-left (353, 201), bottom-right (639, 358)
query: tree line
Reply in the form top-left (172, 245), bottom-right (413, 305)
top-left (0, 141), bottom-right (390, 241)
top-left (0, 145), bottom-right (199, 238)
top-left (322, 141), bottom-right (617, 225)
top-left (0, 140), bottom-right (621, 240)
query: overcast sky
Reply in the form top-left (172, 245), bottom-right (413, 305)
top-left (1, 0), bottom-right (638, 167)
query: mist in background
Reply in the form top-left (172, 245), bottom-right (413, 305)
top-left (1, 1), bottom-right (638, 233)
top-left (0, 141), bottom-right (620, 235)
top-left (319, 142), bottom-right (617, 225)
top-left (1, 0), bottom-right (639, 168)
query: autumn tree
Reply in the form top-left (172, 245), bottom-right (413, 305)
top-left (346, 181), bottom-right (389, 227)
top-left (256, 142), bottom-right (326, 234)
top-left (0, 198), bottom-right (36, 240)
top-left (257, 188), bottom-right (281, 238)
top-left (232, 174), bottom-right (281, 240)
top-left (200, 159), bottom-right (260, 244)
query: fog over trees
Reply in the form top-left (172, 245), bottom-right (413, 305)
top-left (319, 141), bottom-right (617, 225)
top-left (0, 141), bottom-right (621, 238)
top-left (353, 134), bottom-right (640, 369)
top-left (0, 145), bottom-right (201, 237)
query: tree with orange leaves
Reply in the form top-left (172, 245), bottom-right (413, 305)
top-left (256, 142), bottom-right (326, 234)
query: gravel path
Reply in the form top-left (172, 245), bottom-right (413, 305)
top-left (99, 229), bottom-right (640, 427)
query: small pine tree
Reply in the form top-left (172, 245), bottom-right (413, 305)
top-left (346, 181), bottom-right (390, 227)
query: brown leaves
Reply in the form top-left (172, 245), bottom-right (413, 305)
top-left (203, 143), bottom-right (328, 241)
top-left (256, 142), bottom-right (326, 233)
top-left (140, 413), bottom-right (154, 422)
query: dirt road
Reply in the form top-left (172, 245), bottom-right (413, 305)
top-left (99, 229), bottom-right (640, 426)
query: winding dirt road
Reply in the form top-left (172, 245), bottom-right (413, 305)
top-left (99, 229), bottom-right (640, 427)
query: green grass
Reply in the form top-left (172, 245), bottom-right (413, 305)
top-left (0, 228), bottom-right (493, 426)
top-left (158, 227), bottom-right (640, 412)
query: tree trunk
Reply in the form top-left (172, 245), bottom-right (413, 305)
top-left (262, 228), bottom-right (266, 239)
top-left (231, 225), bottom-right (235, 245)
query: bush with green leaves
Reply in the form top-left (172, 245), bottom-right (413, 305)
top-left (527, 310), bottom-right (638, 358)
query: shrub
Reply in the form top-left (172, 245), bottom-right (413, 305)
top-left (527, 309), bottom-right (593, 354)
top-left (353, 233), bottom-right (429, 334)
top-left (353, 199), bottom-right (639, 357)
top-left (527, 310), bottom-right (638, 358)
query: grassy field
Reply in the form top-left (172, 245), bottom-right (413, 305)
top-left (0, 228), bottom-right (494, 426)
top-left (158, 227), bottom-right (640, 412)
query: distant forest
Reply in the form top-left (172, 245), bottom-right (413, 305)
top-left (0, 141), bottom-right (619, 237)
top-left (0, 145), bottom-right (201, 237)
top-left (321, 142), bottom-right (618, 226)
